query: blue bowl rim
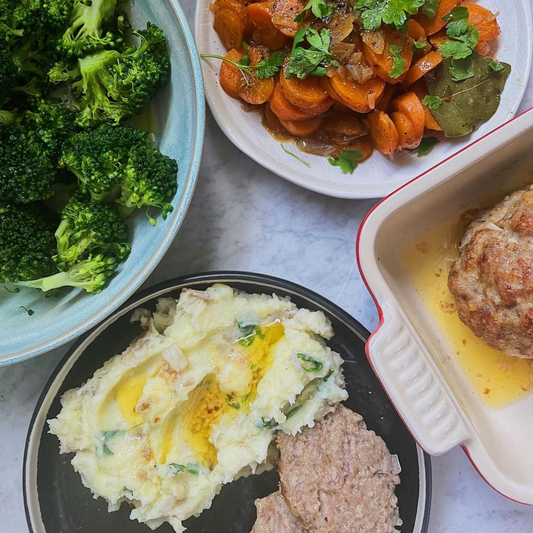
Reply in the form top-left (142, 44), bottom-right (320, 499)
top-left (3, 0), bottom-right (206, 367)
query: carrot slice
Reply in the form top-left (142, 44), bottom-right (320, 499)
top-left (213, 8), bottom-right (246, 50)
top-left (410, 79), bottom-right (443, 131)
top-left (327, 75), bottom-right (386, 113)
top-left (475, 40), bottom-right (491, 56)
top-left (322, 114), bottom-right (367, 138)
top-left (391, 111), bottom-right (422, 150)
top-left (212, 0), bottom-right (252, 35)
top-left (366, 110), bottom-right (399, 155)
top-left (376, 84), bottom-right (397, 112)
top-left (463, 3), bottom-right (501, 41)
top-left (390, 92), bottom-right (425, 141)
top-left (362, 28), bottom-right (413, 84)
top-left (344, 136), bottom-right (374, 161)
top-left (264, 103), bottom-right (284, 131)
top-left (417, 0), bottom-right (459, 36)
top-left (429, 32), bottom-right (449, 50)
top-left (407, 19), bottom-right (427, 41)
top-left (270, 81), bottom-right (311, 121)
top-left (279, 116), bottom-right (323, 136)
top-left (238, 47), bottom-right (275, 104)
top-left (248, 1), bottom-right (290, 50)
top-left (280, 63), bottom-right (330, 111)
top-left (272, 0), bottom-right (305, 37)
top-left (401, 51), bottom-right (443, 89)
top-left (219, 48), bottom-right (247, 99)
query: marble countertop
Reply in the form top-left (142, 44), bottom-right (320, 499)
top-left (2, 2), bottom-right (533, 531)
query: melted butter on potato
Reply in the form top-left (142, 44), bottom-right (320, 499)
top-left (48, 284), bottom-right (348, 533)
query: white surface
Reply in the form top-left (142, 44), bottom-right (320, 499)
top-left (195, 0), bottom-right (532, 198)
top-left (1, 1), bottom-right (533, 532)
top-left (360, 109), bottom-right (533, 503)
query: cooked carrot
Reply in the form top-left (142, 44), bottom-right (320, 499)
top-left (248, 1), bottom-right (290, 50)
top-left (271, 0), bottom-right (305, 37)
top-left (362, 28), bottom-right (413, 84)
top-left (328, 75), bottom-right (386, 113)
top-left (320, 76), bottom-right (346, 105)
top-left (475, 40), bottom-right (491, 56)
top-left (213, 8), bottom-right (246, 50)
top-left (279, 116), bottom-right (323, 136)
top-left (463, 3), bottom-right (501, 41)
top-left (407, 19), bottom-right (427, 41)
top-left (280, 63), bottom-right (331, 111)
top-left (417, 0), bottom-right (459, 35)
top-left (366, 110), bottom-right (399, 155)
top-left (429, 32), bottom-right (449, 50)
top-left (302, 96), bottom-right (335, 116)
top-left (212, 0), bottom-right (251, 32)
top-left (391, 111), bottom-right (422, 149)
top-left (409, 80), bottom-right (443, 131)
top-left (264, 103), bottom-right (284, 131)
top-left (376, 84), bottom-right (397, 112)
top-left (238, 46), bottom-right (276, 104)
top-left (344, 136), bottom-right (374, 161)
top-left (219, 48), bottom-right (247, 99)
top-left (322, 114), bottom-right (367, 138)
top-left (390, 92), bottom-right (425, 141)
top-left (270, 80), bottom-right (311, 121)
top-left (401, 51), bottom-right (443, 89)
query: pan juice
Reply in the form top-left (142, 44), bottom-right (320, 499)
top-left (402, 215), bottom-right (533, 409)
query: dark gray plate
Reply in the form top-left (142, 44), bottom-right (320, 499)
top-left (24, 272), bottom-right (431, 533)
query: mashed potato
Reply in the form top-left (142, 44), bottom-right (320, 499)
top-left (49, 284), bottom-right (348, 531)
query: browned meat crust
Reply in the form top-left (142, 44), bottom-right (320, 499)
top-left (449, 186), bottom-right (533, 358)
top-left (277, 405), bottom-right (401, 533)
top-left (251, 492), bottom-right (307, 533)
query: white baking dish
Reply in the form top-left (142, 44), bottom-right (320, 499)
top-left (357, 107), bottom-right (533, 504)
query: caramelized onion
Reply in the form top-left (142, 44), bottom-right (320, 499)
top-left (331, 42), bottom-right (356, 62)
top-left (361, 30), bottom-right (385, 55)
top-left (345, 61), bottom-right (374, 84)
top-left (296, 139), bottom-right (337, 156)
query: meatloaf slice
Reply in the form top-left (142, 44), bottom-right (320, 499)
top-left (251, 491), bottom-right (307, 533)
top-left (277, 405), bottom-right (401, 533)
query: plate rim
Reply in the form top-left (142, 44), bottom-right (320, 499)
top-left (2, 0), bottom-right (206, 367)
top-left (194, 0), bottom-right (532, 200)
top-left (23, 271), bottom-right (432, 533)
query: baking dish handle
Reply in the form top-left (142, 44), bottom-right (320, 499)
top-left (367, 301), bottom-right (473, 456)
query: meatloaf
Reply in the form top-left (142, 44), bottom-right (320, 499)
top-left (449, 185), bottom-right (533, 358)
top-left (277, 405), bottom-right (401, 533)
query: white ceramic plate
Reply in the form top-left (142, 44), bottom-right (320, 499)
top-left (195, 0), bottom-right (532, 199)
top-left (357, 108), bottom-right (533, 504)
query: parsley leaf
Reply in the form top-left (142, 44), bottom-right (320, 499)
top-left (388, 44), bottom-right (405, 78)
top-left (355, 0), bottom-right (425, 30)
top-left (421, 0), bottom-right (441, 19)
top-left (438, 39), bottom-right (474, 60)
top-left (328, 149), bottom-right (364, 174)
top-left (294, 0), bottom-right (335, 23)
top-left (413, 39), bottom-right (428, 50)
top-left (255, 51), bottom-right (287, 78)
top-left (422, 95), bottom-right (443, 109)
top-left (442, 6), bottom-right (469, 37)
top-left (489, 59), bottom-right (504, 72)
top-left (286, 28), bottom-right (338, 79)
top-left (407, 136), bottom-right (439, 156)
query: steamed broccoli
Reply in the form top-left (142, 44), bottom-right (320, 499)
top-left (0, 123), bottom-right (58, 203)
top-left (0, 203), bottom-right (59, 283)
top-left (0, 1), bottom-right (26, 49)
top-left (54, 192), bottom-right (130, 271)
top-left (69, 22), bottom-right (170, 126)
top-left (0, 50), bottom-right (17, 106)
top-left (58, 0), bottom-right (125, 58)
top-left (60, 124), bottom-right (178, 221)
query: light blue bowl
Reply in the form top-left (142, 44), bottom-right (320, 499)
top-left (0, 0), bottom-right (205, 366)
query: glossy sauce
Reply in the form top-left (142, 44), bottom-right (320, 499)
top-left (402, 216), bottom-right (533, 408)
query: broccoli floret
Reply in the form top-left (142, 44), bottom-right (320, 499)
top-left (0, 1), bottom-right (26, 49)
top-left (54, 192), bottom-right (130, 271)
top-left (71, 22), bottom-right (170, 126)
top-left (0, 203), bottom-right (59, 283)
top-left (0, 50), bottom-right (17, 106)
top-left (0, 123), bottom-right (58, 203)
top-left (60, 124), bottom-right (178, 220)
top-left (0, 109), bottom-right (19, 126)
top-left (58, 0), bottom-right (124, 58)
top-left (17, 253), bottom-right (125, 293)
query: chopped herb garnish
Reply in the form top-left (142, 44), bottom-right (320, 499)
top-left (328, 149), bottom-right (364, 174)
top-left (297, 353), bottom-right (324, 372)
top-left (422, 95), bottom-right (443, 109)
top-left (100, 429), bottom-right (126, 456)
top-left (388, 44), bottom-right (405, 79)
top-left (407, 137), bottom-right (439, 156)
top-left (226, 394), bottom-right (241, 409)
top-left (20, 305), bottom-right (34, 316)
top-left (294, 0), bottom-right (335, 22)
top-left (237, 322), bottom-right (265, 347)
top-left (413, 39), bottom-right (428, 50)
top-left (281, 144), bottom-right (311, 167)
top-left (323, 370), bottom-right (334, 381)
top-left (488, 59), bottom-right (504, 72)
top-left (200, 48), bottom-right (285, 87)
top-left (169, 463), bottom-right (199, 475)
top-left (103, 444), bottom-right (114, 456)
top-left (421, 0), bottom-right (441, 19)
top-left (285, 406), bottom-right (300, 419)
top-left (261, 417), bottom-right (277, 428)
top-left (355, 0), bottom-right (425, 31)
top-left (286, 28), bottom-right (338, 79)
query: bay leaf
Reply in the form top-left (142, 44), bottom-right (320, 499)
top-left (425, 52), bottom-right (511, 138)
